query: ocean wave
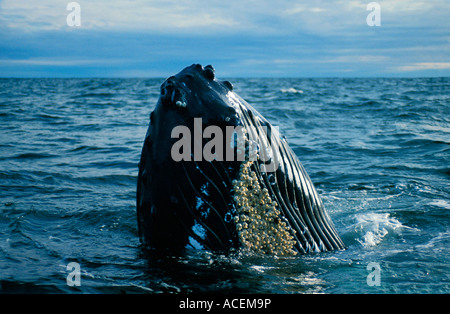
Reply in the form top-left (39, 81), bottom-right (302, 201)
top-left (77, 173), bottom-right (137, 185)
top-left (69, 145), bottom-right (109, 153)
top-left (280, 87), bottom-right (304, 94)
top-left (13, 152), bottom-right (57, 159)
top-left (73, 92), bottom-right (116, 98)
top-left (415, 231), bottom-right (450, 250)
top-left (429, 199), bottom-right (450, 210)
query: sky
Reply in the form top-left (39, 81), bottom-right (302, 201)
top-left (0, 0), bottom-right (449, 77)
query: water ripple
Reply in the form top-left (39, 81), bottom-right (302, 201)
top-left (1, 77), bottom-right (449, 293)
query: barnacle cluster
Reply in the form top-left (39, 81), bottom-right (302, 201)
top-left (232, 160), bottom-right (297, 256)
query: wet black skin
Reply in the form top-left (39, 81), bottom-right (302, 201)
top-left (137, 64), bottom-right (241, 250)
top-left (137, 64), bottom-right (346, 253)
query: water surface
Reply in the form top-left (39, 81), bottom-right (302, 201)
top-left (0, 77), bottom-right (449, 293)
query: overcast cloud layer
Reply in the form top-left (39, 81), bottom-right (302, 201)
top-left (0, 0), bottom-right (449, 77)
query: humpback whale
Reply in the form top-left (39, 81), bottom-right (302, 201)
top-left (137, 64), bottom-right (345, 255)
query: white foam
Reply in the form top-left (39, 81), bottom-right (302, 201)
top-left (352, 213), bottom-right (419, 248)
top-left (429, 199), bottom-right (450, 210)
top-left (250, 265), bottom-right (275, 273)
top-left (280, 87), bottom-right (303, 94)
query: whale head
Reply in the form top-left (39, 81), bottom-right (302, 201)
top-left (137, 64), bottom-right (346, 254)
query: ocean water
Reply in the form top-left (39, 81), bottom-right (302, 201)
top-left (0, 77), bottom-right (448, 294)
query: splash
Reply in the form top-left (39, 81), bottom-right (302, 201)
top-left (353, 213), bottom-right (418, 248)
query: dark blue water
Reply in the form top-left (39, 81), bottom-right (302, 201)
top-left (0, 77), bottom-right (449, 293)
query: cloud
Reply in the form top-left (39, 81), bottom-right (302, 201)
top-left (321, 55), bottom-right (390, 63)
top-left (0, 0), bottom-right (449, 77)
top-left (0, 58), bottom-right (124, 66)
top-left (395, 62), bottom-right (450, 72)
top-left (2, 0), bottom-right (449, 36)
top-left (0, 0), bottom-right (239, 32)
